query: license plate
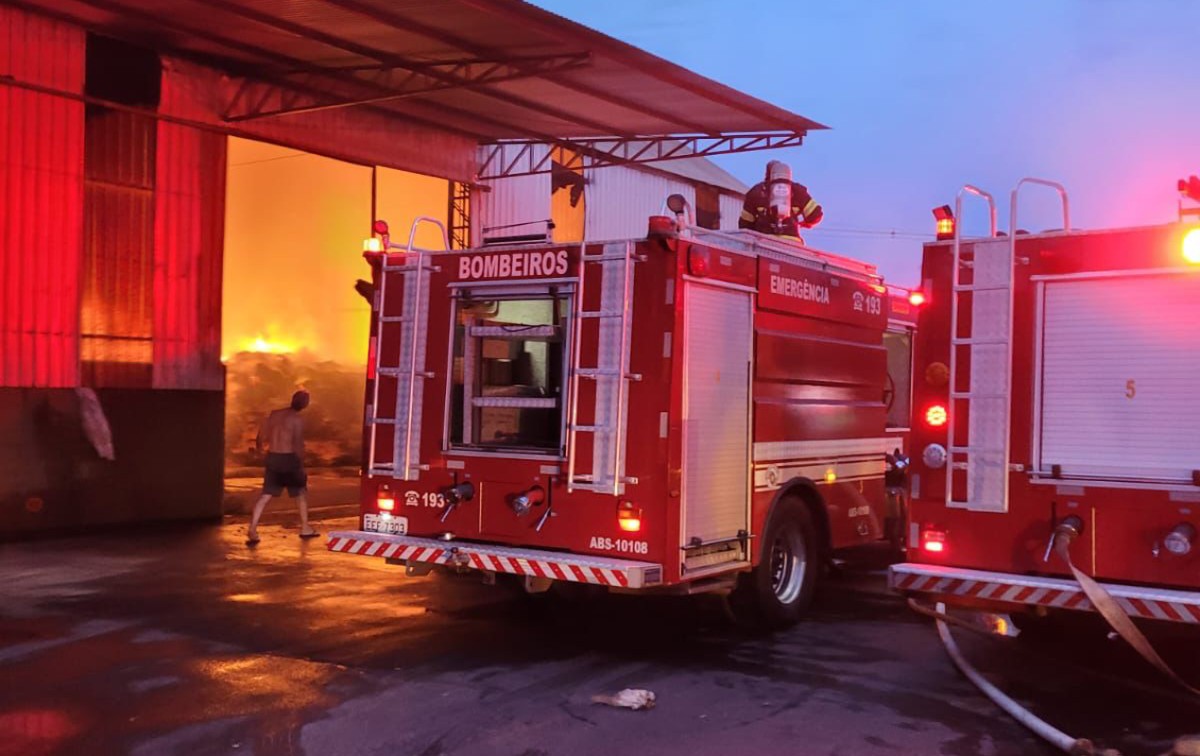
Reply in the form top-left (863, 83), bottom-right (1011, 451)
top-left (363, 513), bottom-right (408, 535)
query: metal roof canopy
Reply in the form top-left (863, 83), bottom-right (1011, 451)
top-left (13, 0), bottom-right (826, 179)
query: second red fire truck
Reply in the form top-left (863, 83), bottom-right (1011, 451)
top-left (892, 178), bottom-right (1200, 641)
top-left (329, 196), bottom-right (901, 628)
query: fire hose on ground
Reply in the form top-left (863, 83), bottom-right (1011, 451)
top-left (910, 517), bottom-right (1200, 755)
top-left (917, 599), bottom-right (1112, 755)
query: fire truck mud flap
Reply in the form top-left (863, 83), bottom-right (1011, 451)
top-left (889, 563), bottom-right (1200, 624)
top-left (328, 531), bottom-right (664, 589)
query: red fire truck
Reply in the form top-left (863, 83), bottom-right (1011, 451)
top-left (329, 206), bottom-right (897, 627)
top-left (891, 178), bottom-right (1200, 631)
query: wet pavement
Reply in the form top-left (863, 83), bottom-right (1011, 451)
top-left (222, 474), bottom-right (361, 522)
top-left (1, 516), bottom-right (1197, 756)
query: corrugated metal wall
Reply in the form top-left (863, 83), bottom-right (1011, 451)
top-left (80, 107), bottom-right (157, 388)
top-left (719, 193), bottom-right (744, 231)
top-left (473, 144), bottom-right (551, 242)
top-left (153, 118), bottom-right (226, 390)
top-left (0, 7), bottom-right (85, 387)
top-left (477, 155), bottom-right (748, 244)
top-left (584, 165), bottom-right (695, 242)
top-left (1, 17), bottom-right (228, 391)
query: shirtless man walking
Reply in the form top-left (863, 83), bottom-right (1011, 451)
top-left (246, 390), bottom-right (319, 546)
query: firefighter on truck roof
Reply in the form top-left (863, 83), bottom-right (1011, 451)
top-left (739, 160), bottom-right (824, 237)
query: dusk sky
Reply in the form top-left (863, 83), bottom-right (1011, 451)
top-left (534, 1), bottom-right (1200, 285)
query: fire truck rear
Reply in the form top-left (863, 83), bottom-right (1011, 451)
top-left (329, 207), bottom-right (895, 628)
top-left (891, 178), bottom-right (1200, 631)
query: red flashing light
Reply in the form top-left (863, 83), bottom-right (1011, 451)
top-left (908, 290), bottom-right (927, 307)
top-left (921, 529), bottom-right (947, 554)
top-left (378, 494), bottom-right (396, 511)
top-left (367, 219), bottom-right (390, 253)
top-left (648, 215), bottom-right (678, 237)
top-left (1179, 176), bottom-right (1200, 203)
top-left (925, 404), bottom-right (948, 428)
top-left (689, 250), bottom-right (709, 277)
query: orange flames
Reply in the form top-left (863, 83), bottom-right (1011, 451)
top-left (243, 336), bottom-right (295, 355)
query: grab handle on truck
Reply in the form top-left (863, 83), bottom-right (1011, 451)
top-left (1011, 177), bottom-right (1070, 236)
top-left (399, 216), bottom-right (452, 255)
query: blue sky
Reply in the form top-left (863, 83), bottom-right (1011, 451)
top-left (533, 1), bottom-right (1200, 285)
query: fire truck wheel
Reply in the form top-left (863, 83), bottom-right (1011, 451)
top-left (730, 498), bottom-right (819, 629)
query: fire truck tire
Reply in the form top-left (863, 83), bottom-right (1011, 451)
top-left (729, 498), bottom-right (819, 629)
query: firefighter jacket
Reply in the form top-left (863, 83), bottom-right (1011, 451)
top-left (738, 181), bottom-right (824, 237)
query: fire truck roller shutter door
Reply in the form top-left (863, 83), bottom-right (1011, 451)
top-left (682, 283), bottom-right (752, 546)
top-left (1038, 271), bottom-right (1200, 483)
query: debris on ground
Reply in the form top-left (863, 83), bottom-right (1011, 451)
top-left (591, 688), bottom-right (656, 711)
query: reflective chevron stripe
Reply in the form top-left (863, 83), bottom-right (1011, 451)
top-left (328, 531), bottom-right (659, 589)
top-left (890, 563), bottom-right (1200, 624)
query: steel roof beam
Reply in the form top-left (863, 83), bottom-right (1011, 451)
top-left (281, 54), bottom-right (589, 76)
top-left (224, 53), bottom-right (592, 121)
top-left (478, 133), bottom-right (806, 179)
top-left (322, 0), bottom-right (720, 137)
top-left (66, 0), bottom-right (555, 142)
top-left (190, 0), bottom-right (636, 138)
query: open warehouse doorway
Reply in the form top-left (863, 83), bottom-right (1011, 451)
top-left (221, 137), bottom-right (450, 507)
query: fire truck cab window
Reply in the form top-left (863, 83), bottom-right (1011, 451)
top-left (884, 329), bottom-right (913, 429)
top-left (449, 293), bottom-right (570, 453)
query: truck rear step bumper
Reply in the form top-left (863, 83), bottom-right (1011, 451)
top-left (890, 562), bottom-right (1200, 624)
top-left (328, 531), bottom-right (664, 589)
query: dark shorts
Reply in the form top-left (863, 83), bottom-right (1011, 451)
top-left (263, 452), bottom-right (307, 497)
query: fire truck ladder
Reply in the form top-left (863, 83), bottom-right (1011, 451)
top-left (565, 239), bottom-right (639, 495)
top-left (946, 181), bottom-right (1069, 511)
top-left (366, 217), bottom-right (450, 481)
top-left (946, 185), bottom-right (1003, 511)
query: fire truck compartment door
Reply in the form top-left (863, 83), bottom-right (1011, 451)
top-left (1038, 271), bottom-right (1200, 483)
top-left (682, 283), bottom-right (752, 546)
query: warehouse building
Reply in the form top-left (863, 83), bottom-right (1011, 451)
top-left (0, 0), bottom-right (820, 535)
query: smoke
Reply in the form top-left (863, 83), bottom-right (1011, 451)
top-left (225, 351), bottom-right (364, 469)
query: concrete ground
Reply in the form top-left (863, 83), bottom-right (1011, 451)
top-left (222, 472), bottom-right (361, 522)
top-left (1, 515), bottom-right (1197, 756)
